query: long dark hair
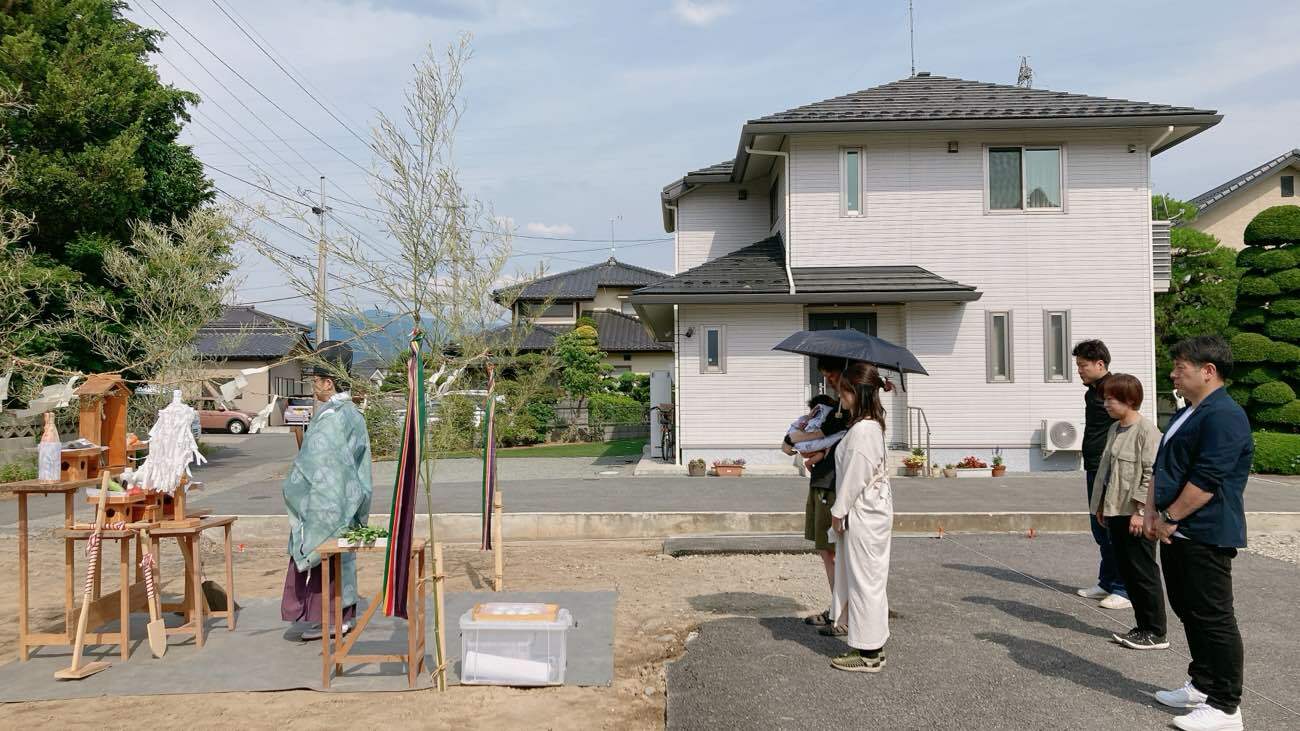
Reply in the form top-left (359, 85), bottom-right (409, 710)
top-left (838, 361), bottom-right (888, 432)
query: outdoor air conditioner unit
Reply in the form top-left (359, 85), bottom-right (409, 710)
top-left (1041, 418), bottom-right (1084, 457)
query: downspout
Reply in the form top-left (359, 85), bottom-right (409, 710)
top-left (1147, 125), bottom-right (1175, 420)
top-left (665, 203), bottom-right (682, 465)
top-left (744, 147), bottom-right (796, 294)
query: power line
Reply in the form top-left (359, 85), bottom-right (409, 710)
top-left (142, 0), bottom-right (372, 176)
top-left (207, 0), bottom-right (371, 150)
top-left (207, 164), bottom-right (314, 207)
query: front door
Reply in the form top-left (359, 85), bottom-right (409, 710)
top-left (807, 312), bottom-right (877, 396)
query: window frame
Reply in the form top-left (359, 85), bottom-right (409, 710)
top-left (518, 301), bottom-right (576, 320)
top-left (983, 143), bottom-right (1067, 214)
top-left (699, 325), bottom-right (726, 374)
top-left (985, 310), bottom-right (1015, 383)
top-left (839, 146), bottom-right (864, 217)
top-left (1283, 175), bottom-right (1295, 198)
top-left (1042, 310), bottom-right (1072, 383)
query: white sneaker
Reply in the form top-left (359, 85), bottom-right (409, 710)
top-left (1156, 678), bottom-right (1210, 708)
top-left (1076, 585), bottom-right (1108, 599)
top-left (1099, 593), bottom-right (1133, 610)
top-left (1172, 705), bottom-right (1243, 731)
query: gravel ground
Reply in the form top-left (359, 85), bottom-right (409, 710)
top-left (1246, 532), bottom-right (1300, 564)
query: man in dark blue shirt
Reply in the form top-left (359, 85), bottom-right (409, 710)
top-left (1147, 336), bottom-right (1252, 731)
top-left (1072, 339), bottom-right (1128, 609)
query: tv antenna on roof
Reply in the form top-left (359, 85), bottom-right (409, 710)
top-left (1017, 56), bottom-right (1034, 88)
top-left (908, 1), bottom-right (916, 77)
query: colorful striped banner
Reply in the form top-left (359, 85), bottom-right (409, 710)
top-left (382, 335), bottom-right (424, 618)
top-left (480, 366), bottom-right (497, 551)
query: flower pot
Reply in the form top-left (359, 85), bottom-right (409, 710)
top-left (688, 464), bottom-right (707, 477)
top-left (942, 468), bottom-right (957, 478)
top-left (713, 465), bottom-right (744, 477)
top-left (991, 465), bottom-right (1007, 477)
top-left (955, 468), bottom-right (992, 478)
top-left (904, 466), bottom-right (922, 477)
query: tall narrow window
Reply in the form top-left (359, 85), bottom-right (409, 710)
top-left (701, 326), bottom-right (726, 373)
top-left (986, 311), bottom-right (1014, 383)
top-left (841, 148), bottom-right (862, 216)
top-left (1283, 175), bottom-right (1295, 198)
top-left (987, 145), bottom-right (1063, 211)
top-left (769, 178), bottom-right (779, 229)
top-left (1043, 310), bottom-right (1072, 382)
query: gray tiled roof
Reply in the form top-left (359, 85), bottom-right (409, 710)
top-left (206, 306), bottom-right (310, 332)
top-left (496, 258), bottom-right (668, 302)
top-left (194, 330), bottom-right (308, 359)
top-left (687, 160), bottom-right (735, 178)
top-left (1190, 149), bottom-right (1300, 213)
top-left (751, 74), bottom-right (1216, 125)
top-left (633, 237), bottom-right (790, 296)
top-left (491, 311), bottom-right (669, 353)
top-left (793, 266), bottom-right (978, 295)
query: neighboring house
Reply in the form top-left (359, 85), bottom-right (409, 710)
top-left (494, 258), bottom-right (673, 374)
top-left (1186, 148), bottom-right (1300, 248)
top-left (192, 306), bottom-right (313, 426)
top-left (629, 73), bottom-right (1219, 471)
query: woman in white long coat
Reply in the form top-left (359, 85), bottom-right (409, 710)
top-left (829, 361), bottom-right (893, 672)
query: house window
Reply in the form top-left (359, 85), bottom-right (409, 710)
top-left (622, 353), bottom-right (632, 361)
top-left (987, 145), bottom-right (1063, 211)
top-left (986, 311), bottom-right (1014, 383)
top-left (1284, 175), bottom-right (1295, 198)
top-left (519, 301), bottom-right (574, 319)
top-left (621, 301), bottom-right (637, 316)
top-left (700, 326), bottom-right (726, 374)
top-left (1043, 311), bottom-right (1072, 382)
top-left (769, 178), bottom-right (780, 229)
top-left (841, 147), bottom-right (863, 216)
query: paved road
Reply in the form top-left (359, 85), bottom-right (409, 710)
top-left (667, 533), bottom-right (1300, 730)
top-left (6, 434), bottom-right (1300, 525)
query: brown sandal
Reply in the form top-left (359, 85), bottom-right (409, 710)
top-left (803, 610), bottom-right (832, 626)
top-left (819, 624), bottom-right (848, 637)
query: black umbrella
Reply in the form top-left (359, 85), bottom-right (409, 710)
top-left (773, 329), bottom-right (928, 388)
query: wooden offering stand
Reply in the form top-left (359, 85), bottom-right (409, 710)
top-left (82, 478), bottom-right (209, 530)
top-left (75, 375), bottom-right (131, 473)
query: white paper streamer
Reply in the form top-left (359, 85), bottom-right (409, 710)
top-left (0, 370), bottom-right (10, 413)
top-left (11, 376), bottom-right (80, 418)
top-left (249, 395), bottom-right (278, 434)
top-left (133, 393), bottom-right (206, 494)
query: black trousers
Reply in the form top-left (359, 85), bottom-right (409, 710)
top-left (1160, 538), bottom-right (1243, 713)
top-left (1104, 516), bottom-right (1166, 636)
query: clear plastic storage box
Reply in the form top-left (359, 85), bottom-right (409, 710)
top-left (458, 603), bottom-right (574, 686)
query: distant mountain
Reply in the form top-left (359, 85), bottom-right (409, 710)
top-left (308, 309), bottom-right (441, 361)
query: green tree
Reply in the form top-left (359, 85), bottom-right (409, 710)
top-left (0, 0), bottom-right (213, 374)
top-left (1154, 200), bottom-right (1241, 393)
top-left (551, 324), bottom-right (610, 415)
top-left (1228, 204), bottom-right (1300, 429)
top-left (1152, 194), bottom-right (1199, 223)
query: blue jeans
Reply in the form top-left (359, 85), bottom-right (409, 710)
top-left (1086, 470), bottom-right (1128, 598)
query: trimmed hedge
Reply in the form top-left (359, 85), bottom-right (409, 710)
top-left (1244, 205), bottom-right (1300, 246)
top-left (1234, 365), bottom-right (1282, 386)
top-left (1266, 317), bottom-right (1300, 342)
top-left (1272, 298), bottom-right (1300, 316)
top-left (1236, 246), bottom-right (1267, 268)
top-left (1255, 399), bottom-right (1300, 428)
top-left (1252, 381), bottom-right (1296, 405)
top-left (587, 392), bottom-right (645, 426)
top-left (1252, 431), bottom-right (1300, 474)
top-left (1254, 248), bottom-right (1298, 271)
top-left (1239, 276), bottom-right (1282, 297)
top-left (1273, 341), bottom-right (1300, 363)
top-left (1232, 307), bottom-right (1268, 328)
top-left (1227, 384), bottom-right (1252, 407)
top-left (1272, 268), bottom-right (1300, 292)
top-left (1231, 332), bottom-right (1276, 363)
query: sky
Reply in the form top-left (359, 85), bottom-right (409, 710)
top-left (122, 0), bottom-right (1300, 324)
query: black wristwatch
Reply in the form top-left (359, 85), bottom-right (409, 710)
top-left (1160, 509), bottom-right (1180, 525)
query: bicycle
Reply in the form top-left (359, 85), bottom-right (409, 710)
top-left (657, 403), bottom-right (675, 462)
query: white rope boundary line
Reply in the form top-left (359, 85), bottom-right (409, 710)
top-left (938, 532), bottom-right (1300, 718)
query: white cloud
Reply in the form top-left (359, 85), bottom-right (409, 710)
top-left (669, 0), bottom-right (734, 27)
top-left (524, 221), bottom-right (576, 237)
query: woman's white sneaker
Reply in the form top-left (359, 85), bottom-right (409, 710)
top-left (1156, 679), bottom-right (1209, 708)
top-left (1076, 585), bottom-right (1108, 599)
top-left (1172, 705), bottom-right (1243, 731)
top-left (1099, 593), bottom-right (1132, 610)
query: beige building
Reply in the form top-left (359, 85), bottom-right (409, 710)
top-left (192, 306), bottom-right (313, 426)
top-left (1187, 148), bottom-right (1299, 248)
top-left (494, 258), bottom-right (673, 374)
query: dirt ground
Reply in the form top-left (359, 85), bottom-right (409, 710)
top-left (0, 533), bottom-right (830, 730)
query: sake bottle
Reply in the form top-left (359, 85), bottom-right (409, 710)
top-left (37, 412), bottom-right (61, 482)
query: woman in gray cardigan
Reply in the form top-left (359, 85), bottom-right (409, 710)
top-left (1089, 373), bottom-right (1167, 650)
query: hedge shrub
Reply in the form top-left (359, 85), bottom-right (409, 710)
top-left (1255, 399), bottom-right (1300, 428)
top-left (1252, 381), bottom-right (1296, 405)
top-left (1272, 298), bottom-right (1300, 316)
top-left (1272, 268), bottom-right (1300, 292)
top-left (1254, 248), bottom-right (1298, 271)
top-left (1239, 276), bottom-right (1282, 297)
top-left (1266, 317), bottom-right (1300, 342)
top-left (1227, 384), bottom-right (1252, 407)
top-left (587, 392), bottom-right (645, 426)
top-left (1231, 332), bottom-right (1276, 363)
top-left (1234, 365), bottom-right (1282, 385)
top-left (1273, 340), bottom-right (1300, 363)
top-left (1243, 205), bottom-right (1300, 246)
top-left (1236, 246), bottom-right (1267, 268)
top-left (1232, 307), bottom-right (1268, 328)
top-left (1252, 431), bottom-right (1300, 474)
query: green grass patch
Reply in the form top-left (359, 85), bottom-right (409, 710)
top-left (1252, 431), bottom-right (1300, 475)
top-left (440, 437), bottom-right (648, 459)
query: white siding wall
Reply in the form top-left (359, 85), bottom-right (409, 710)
top-left (785, 129), bottom-right (1155, 449)
top-left (677, 304), bottom-right (805, 454)
top-left (676, 182), bottom-right (774, 272)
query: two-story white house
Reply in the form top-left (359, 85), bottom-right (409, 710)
top-left (630, 73), bottom-right (1220, 471)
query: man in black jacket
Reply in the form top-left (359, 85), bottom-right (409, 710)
top-left (1147, 336), bottom-right (1251, 731)
top-left (1072, 340), bottom-right (1129, 610)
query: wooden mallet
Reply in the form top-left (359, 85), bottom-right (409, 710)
top-left (56, 473), bottom-right (113, 680)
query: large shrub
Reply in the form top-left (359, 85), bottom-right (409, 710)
top-left (1243, 205), bottom-right (1300, 246)
top-left (363, 398), bottom-right (402, 459)
top-left (1154, 220), bottom-right (1241, 393)
top-left (588, 392), bottom-right (645, 426)
top-left (1252, 431), bottom-right (1300, 474)
top-left (1252, 381), bottom-right (1296, 406)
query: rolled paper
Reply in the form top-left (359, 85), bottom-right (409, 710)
top-left (463, 651), bottom-right (551, 684)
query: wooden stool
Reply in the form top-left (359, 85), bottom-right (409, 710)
top-left (318, 538), bottom-right (428, 689)
top-left (151, 516), bottom-right (238, 648)
top-left (54, 526), bottom-right (151, 661)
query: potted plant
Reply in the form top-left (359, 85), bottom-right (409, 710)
top-left (688, 458), bottom-right (707, 477)
top-left (712, 458), bottom-right (746, 477)
top-left (903, 448), bottom-right (926, 477)
top-left (955, 456), bottom-right (991, 478)
top-left (942, 464), bottom-right (957, 478)
top-left (339, 525), bottom-right (390, 548)
top-left (991, 448), bottom-right (1006, 477)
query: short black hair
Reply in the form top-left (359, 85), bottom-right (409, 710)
top-left (815, 356), bottom-right (847, 374)
top-left (808, 394), bottom-right (836, 409)
top-left (1071, 339), bottom-right (1111, 367)
top-left (1170, 335), bottom-right (1234, 380)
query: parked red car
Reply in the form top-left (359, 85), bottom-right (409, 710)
top-left (194, 398), bottom-right (255, 434)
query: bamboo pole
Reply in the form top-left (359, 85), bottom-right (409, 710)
top-left (432, 542), bottom-right (447, 691)
top-left (492, 492), bottom-right (503, 592)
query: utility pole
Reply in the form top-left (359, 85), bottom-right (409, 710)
top-left (908, 0), bottom-right (916, 77)
top-left (312, 175), bottom-right (329, 346)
